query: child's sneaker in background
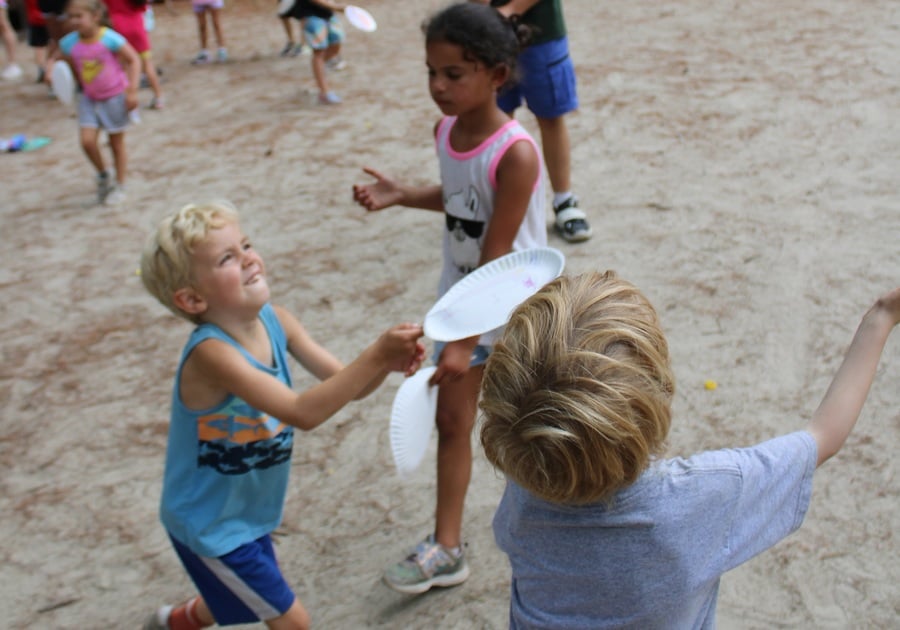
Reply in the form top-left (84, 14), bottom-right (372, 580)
top-left (326, 56), bottom-right (347, 71)
top-left (383, 535), bottom-right (469, 594)
top-left (96, 172), bottom-right (112, 204)
top-left (191, 50), bottom-right (210, 65)
top-left (105, 186), bottom-right (127, 206)
top-left (1, 63), bottom-right (23, 81)
top-left (216, 47), bottom-right (228, 63)
top-left (142, 605), bottom-right (173, 630)
top-left (553, 195), bottom-right (593, 242)
top-left (318, 91), bottom-right (342, 105)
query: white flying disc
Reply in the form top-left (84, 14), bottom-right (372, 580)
top-left (424, 247), bottom-right (565, 342)
top-left (389, 366), bottom-right (438, 476)
top-left (345, 5), bottom-right (377, 32)
top-left (51, 60), bottom-right (76, 106)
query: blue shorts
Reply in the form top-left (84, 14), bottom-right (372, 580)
top-left (303, 15), bottom-right (344, 50)
top-left (497, 37), bottom-right (578, 119)
top-left (432, 341), bottom-right (492, 367)
top-left (77, 92), bottom-right (129, 133)
top-left (169, 533), bottom-right (295, 625)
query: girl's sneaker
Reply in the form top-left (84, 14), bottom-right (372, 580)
top-left (148, 96), bottom-right (165, 110)
top-left (383, 535), bottom-right (470, 594)
top-left (318, 91), bottom-right (342, 105)
top-left (96, 172), bottom-right (112, 204)
top-left (216, 48), bottom-right (228, 63)
top-left (1, 63), bottom-right (23, 81)
top-left (105, 186), bottom-right (127, 206)
top-left (279, 41), bottom-right (294, 57)
top-left (326, 56), bottom-right (347, 71)
top-left (191, 50), bottom-right (210, 65)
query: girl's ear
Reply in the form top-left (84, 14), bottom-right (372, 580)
top-left (492, 64), bottom-right (511, 91)
top-left (173, 287), bottom-right (208, 316)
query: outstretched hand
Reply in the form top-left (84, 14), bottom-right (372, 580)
top-left (352, 167), bottom-right (404, 212)
top-left (873, 286), bottom-right (900, 327)
top-left (377, 323), bottom-right (426, 376)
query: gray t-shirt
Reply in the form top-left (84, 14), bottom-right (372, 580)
top-left (493, 431), bottom-right (817, 629)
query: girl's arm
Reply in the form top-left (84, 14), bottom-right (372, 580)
top-left (808, 288), bottom-right (900, 466)
top-left (353, 167), bottom-right (444, 212)
top-left (479, 137), bottom-right (540, 264)
top-left (114, 42), bottom-right (141, 110)
top-left (184, 322), bottom-right (424, 431)
top-left (430, 137), bottom-right (541, 386)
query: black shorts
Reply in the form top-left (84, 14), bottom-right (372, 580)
top-left (38, 0), bottom-right (67, 17)
top-left (29, 24), bottom-right (49, 47)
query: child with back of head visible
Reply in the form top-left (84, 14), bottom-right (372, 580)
top-left (480, 271), bottom-right (900, 629)
top-left (353, 1), bottom-right (546, 595)
top-left (140, 201), bottom-right (425, 630)
top-left (57, 0), bottom-right (140, 206)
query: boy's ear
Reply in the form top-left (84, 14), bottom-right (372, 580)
top-left (173, 287), bottom-right (208, 316)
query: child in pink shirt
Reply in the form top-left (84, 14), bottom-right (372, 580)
top-left (59, 0), bottom-right (140, 205)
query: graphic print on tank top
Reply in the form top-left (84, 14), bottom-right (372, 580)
top-left (444, 185), bottom-right (486, 274)
top-left (197, 397), bottom-right (293, 475)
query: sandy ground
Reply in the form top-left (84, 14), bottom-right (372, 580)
top-left (1, 0), bottom-right (899, 627)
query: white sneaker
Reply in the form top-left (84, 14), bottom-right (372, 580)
top-left (105, 186), bottom-right (127, 206)
top-left (326, 57), bottom-right (347, 71)
top-left (2, 63), bottom-right (23, 81)
top-left (142, 605), bottom-right (173, 630)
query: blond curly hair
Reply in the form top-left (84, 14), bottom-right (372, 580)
top-left (480, 271), bottom-right (675, 504)
top-left (140, 201), bottom-right (239, 324)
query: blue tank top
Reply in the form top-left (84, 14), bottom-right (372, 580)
top-left (160, 303), bottom-right (295, 557)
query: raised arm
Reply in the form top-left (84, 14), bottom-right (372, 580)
top-left (808, 288), bottom-right (900, 466)
top-left (187, 322), bottom-right (424, 432)
top-left (352, 167), bottom-right (444, 212)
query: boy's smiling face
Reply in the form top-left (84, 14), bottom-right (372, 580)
top-left (183, 221), bottom-right (270, 320)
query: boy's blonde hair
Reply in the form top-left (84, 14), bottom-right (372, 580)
top-left (140, 201), bottom-right (240, 324)
top-left (479, 271), bottom-right (675, 504)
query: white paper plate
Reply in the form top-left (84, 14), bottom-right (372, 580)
top-left (424, 248), bottom-right (565, 342)
top-left (345, 5), bottom-right (377, 32)
top-left (51, 60), bottom-right (76, 106)
top-left (390, 366), bottom-right (438, 476)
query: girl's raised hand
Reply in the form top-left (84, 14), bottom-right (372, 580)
top-left (873, 287), bottom-right (900, 327)
top-left (352, 167), bottom-right (404, 211)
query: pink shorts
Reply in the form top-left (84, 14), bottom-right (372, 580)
top-left (193, 0), bottom-right (224, 13)
top-left (110, 12), bottom-right (150, 54)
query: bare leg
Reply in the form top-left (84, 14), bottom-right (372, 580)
top-left (0, 8), bottom-right (19, 68)
top-left (80, 127), bottom-right (105, 173)
top-left (210, 8), bottom-right (225, 48)
top-left (141, 53), bottom-right (163, 103)
top-left (196, 10), bottom-right (208, 50)
top-left (536, 114), bottom-right (572, 194)
top-left (280, 16), bottom-right (294, 43)
top-left (107, 132), bottom-right (127, 186)
top-left (433, 365), bottom-right (483, 549)
top-left (323, 42), bottom-right (340, 63)
top-left (311, 48), bottom-right (329, 96)
top-left (265, 599), bottom-right (311, 630)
